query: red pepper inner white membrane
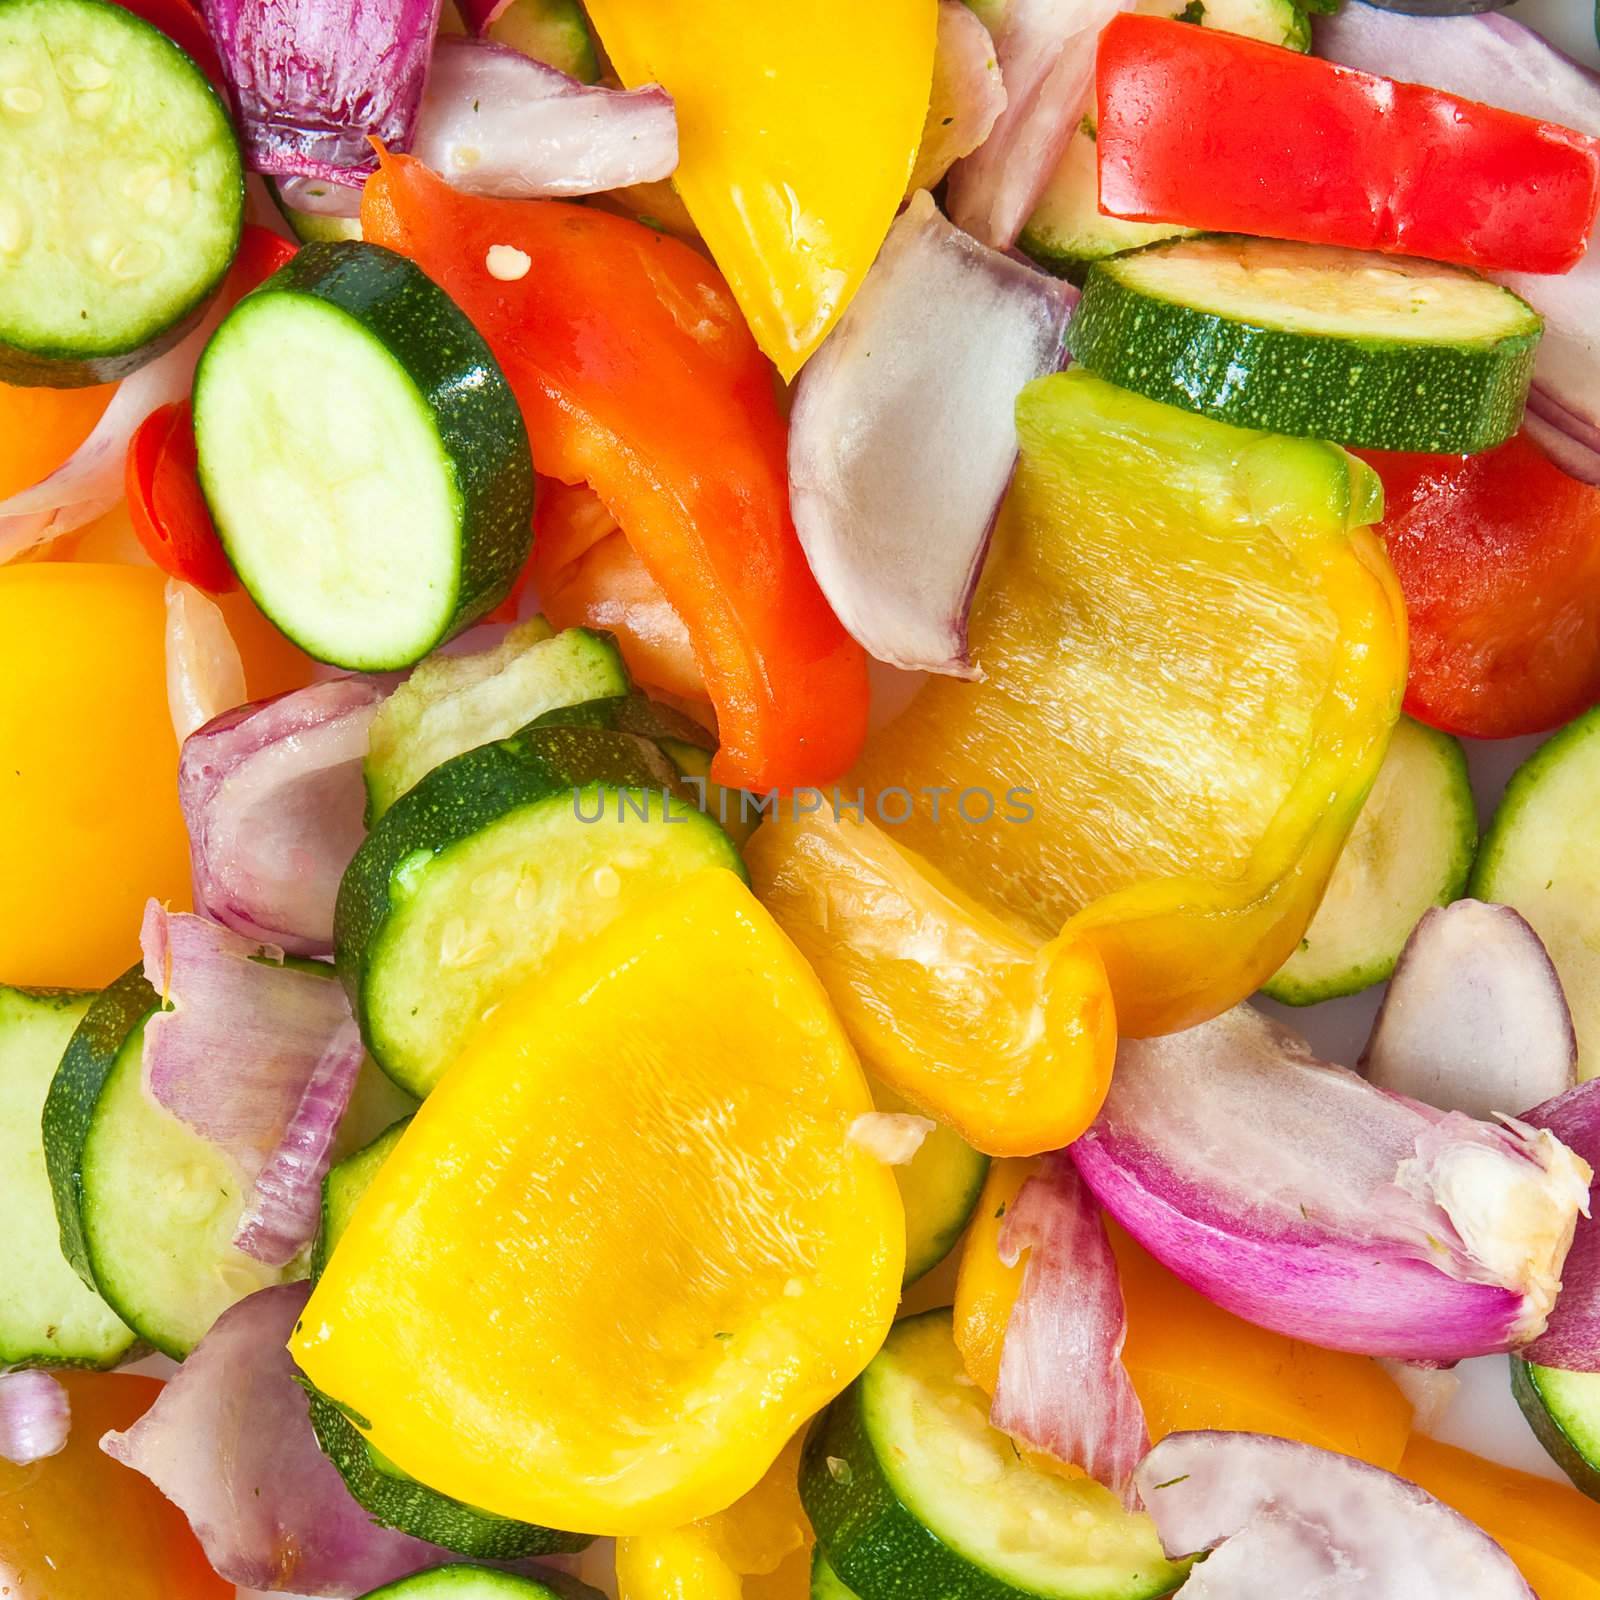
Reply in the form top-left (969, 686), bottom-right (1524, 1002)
top-left (1254, 728), bottom-right (1587, 1483)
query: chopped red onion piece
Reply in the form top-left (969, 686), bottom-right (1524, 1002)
top-left (0, 1371), bottom-right (70, 1465)
top-left (1316, 7), bottom-right (1600, 473)
top-left (199, 0), bottom-right (444, 183)
top-left (0, 313), bottom-right (220, 563)
top-left (1379, 1360), bottom-right (1462, 1431)
top-left (100, 1283), bottom-right (463, 1595)
top-left (1135, 1431), bottom-right (1534, 1598)
top-left (140, 903), bottom-right (364, 1266)
top-left (165, 580), bottom-right (247, 743)
top-left (1362, 901), bottom-right (1578, 1120)
top-left (454, 0), bottom-right (509, 33)
top-left (788, 190), bottom-right (1073, 675)
top-left (1071, 1005), bottom-right (1591, 1362)
top-left (179, 678), bottom-right (386, 957)
top-left (1521, 1079), bottom-right (1600, 1370)
top-left (909, 0), bottom-right (1007, 194)
top-left (277, 176), bottom-right (364, 218)
top-left (992, 1153), bottom-right (1148, 1507)
top-left (412, 36), bottom-right (677, 200)
top-left (946, 0), bottom-right (1132, 250)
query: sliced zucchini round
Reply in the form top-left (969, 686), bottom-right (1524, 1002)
top-left (475, 0), bottom-right (599, 81)
top-left (364, 624), bottom-right (629, 823)
top-left (0, 984), bottom-right (136, 1368)
top-left (0, 0), bottom-right (243, 385)
top-left (40, 967), bottom-right (290, 1358)
top-left (355, 1565), bottom-right (604, 1600)
top-left (267, 178), bottom-right (363, 244)
top-left (1263, 716), bottom-right (1476, 1005)
top-left (313, 1118), bottom-right (410, 1279)
top-left (800, 1308), bottom-right (1187, 1600)
top-left (1512, 1359), bottom-right (1600, 1502)
top-left (869, 1081), bottom-right (988, 1285)
top-left (335, 724), bottom-right (745, 1097)
top-left (308, 1388), bottom-right (591, 1560)
top-left (812, 1548), bottom-right (860, 1599)
top-left (1470, 706), bottom-right (1600, 1082)
top-left (194, 241), bottom-right (534, 671)
top-left (1068, 236), bottom-right (1541, 453)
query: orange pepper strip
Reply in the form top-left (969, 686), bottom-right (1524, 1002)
top-left (1400, 1435), bottom-right (1600, 1599)
top-left (955, 1161), bottom-right (1411, 1472)
top-left (0, 379), bottom-right (115, 502)
top-left (361, 152), bottom-right (869, 791)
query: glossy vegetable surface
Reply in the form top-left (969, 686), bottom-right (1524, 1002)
top-left (1358, 434), bottom-right (1600, 739)
top-left (584, 0), bottom-right (936, 378)
top-left (0, 1372), bottom-right (231, 1600)
top-left (295, 870), bottom-right (902, 1534)
top-left (361, 154), bottom-right (869, 789)
top-left (1096, 13), bottom-right (1600, 274)
top-left (858, 370), bottom-right (1405, 1036)
top-left (0, 564), bottom-right (191, 987)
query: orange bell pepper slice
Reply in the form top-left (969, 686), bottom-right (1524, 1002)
top-left (361, 152), bottom-right (869, 791)
top-left (1400, 1434), bottom-right (1600, 1599)
top-left (955, 1160), bottom-right (1413, 1472)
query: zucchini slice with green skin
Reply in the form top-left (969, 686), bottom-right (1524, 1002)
top-left (309, 1121), bottom-right (590, 1558)
top-left (801, 1309), bottom-right (1188, 1600)
top-left (475, 0), bottom-right (599, 81)
top-left (0, 985), bottom-right (137, 1368)
top-left (1068, 236), bottom-right (1541, 453)
top-left (336, 724), bottom-right (745, 1098)
top-left (0, 0), bottom-right (243, 385)
top-left (1512, 1359), bottom-right (1600, 1501)
top-left (267, 178), bottom-right (363, 245)
top-left (1470, 705), bottom-right (1600, 1082)
top-left (313, 1118), bottom-right (411, 1280)
top-left (870, 1082), bottom-right (989, 1286)
top-left (194, 241), bottom-right (534, 672)
top-left (307, 1389), bottom-right (592, 1560)
top-left (1263, 716), bottom-right (1476, 1005)
top-left (365, 624), bottom-right (628, 822)
top-left (1018, 0), bottom-right (1306, 282)
top-left (41, 967), bottom-right (291, 1358)
top-left (355, 1565), bottom-right (605, 1600)
top-left (812, 1549), bottom-right (860, 1599)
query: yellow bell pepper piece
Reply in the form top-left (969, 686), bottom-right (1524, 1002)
top-left (291, 870), bottom-right (903, 1535)
top-left (617, 1434), bottom-right (813, 1600)
top-left (0, 564), bottom-right (193, 988)
top-left (858, 371), bottom-right (1406, 1037)
top-left (584, 0), bottom-right (937, 380)
top-left (955, 1161), bottom-right (1412, 1471)
top-left (1400, 1435), bottom-right (1600, 1600)
top-left (745, 809), bottom-right (1115, 1157)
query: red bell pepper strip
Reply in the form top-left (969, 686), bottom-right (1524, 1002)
top-left (126, 401), bottom-right (236, 593)
top-left (360, 150), bottom-right (870, 791)
top-left (1095, 14), bottom-right (1600, 276)
top-left (1355, 433), bottom-right (1600, 739)
top-left (124, 228), bottom-right (297, 594)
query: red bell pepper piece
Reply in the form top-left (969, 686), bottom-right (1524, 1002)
top-left (361, 150), bottom-right (870, 791)
top-left (124, 228), bottom-right (297, 594)
top-left (1095, 14), bottom-right (1600, 276)
top-left (1355, 433), bottom-right (1600, 739)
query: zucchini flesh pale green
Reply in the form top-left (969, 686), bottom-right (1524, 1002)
top-left (0, 985), bottom-right (136, 1368)
top-left (336, 724), bottom-right (744, 1098)
top-left (1018, 0), bottom-right (1306, 280)
top-left (364, 623), bottom-right (628, 822)
top-left (41, 968), bottom-right (290, 1359)
top-left (194, 241), bottom-right (534, 672)
top-left (0, 0), bottom-right (242, 384)
top-left (1512, 1359), bottom-right (1600, 1502)
top-left (800, 1309), bottom-right (1187, 1600)
top-left (1068, 236), bottom-right (1541, 452)
top-left (354, 1566), bottom-right (604, 1599)
top-left (1264, 716), bottom-right (1476, 1006)
top-left (1471, 705), bottom-right (1600, 1082)
top-left (475, 0), bottom-right (599, 81)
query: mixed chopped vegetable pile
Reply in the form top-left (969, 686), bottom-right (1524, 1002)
top-left (8, 0), bottom-right (1600, 1597)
